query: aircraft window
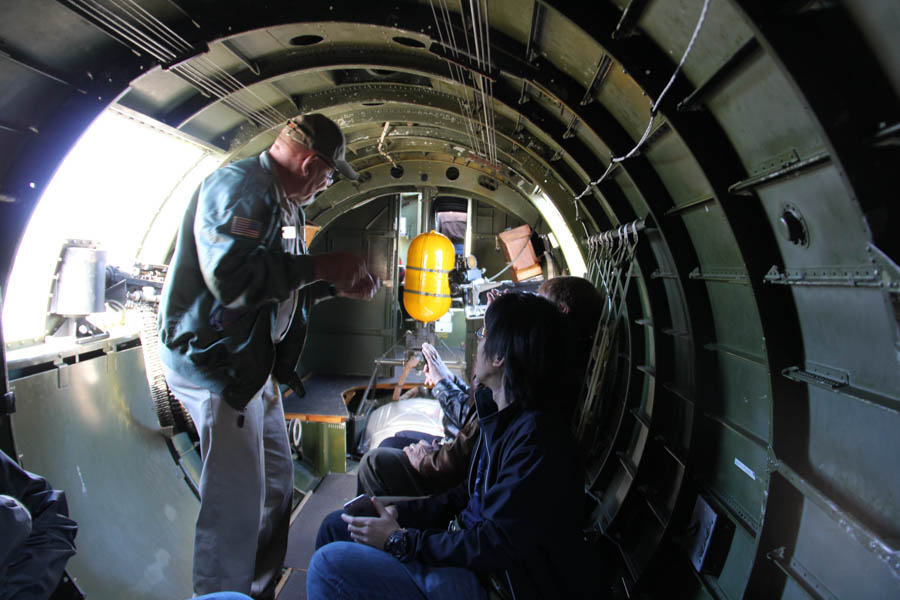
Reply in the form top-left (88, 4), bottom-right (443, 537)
top-left (531, 191), bottom-right (587, 279)
top-left (2, 109), bottom-right (222, 344)
top-left (289, 34), bottom-right (324, 46)
top-left (435, 211), bottom-right (467, 255)
top-left (392, 36), bottom-right (426, 49)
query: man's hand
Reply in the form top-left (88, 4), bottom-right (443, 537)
top-left (341, 497), bottom-right (400, 550)
top-left (338, 272), bottom-right (380, 300)
top-left (403, 439), bottom-right (438, 471)
top-left (421, 343), bottom-right (453, 386)
top-left (313, 252), bottom-right (380, 300)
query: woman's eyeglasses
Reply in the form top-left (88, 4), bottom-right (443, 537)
top-left (474, 326), bottom-right (485, 340)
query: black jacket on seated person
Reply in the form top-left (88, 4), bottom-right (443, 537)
top-left (1, 450), bottom-right (77, 600)
top-left (392, 387), bottom-right (595, 600)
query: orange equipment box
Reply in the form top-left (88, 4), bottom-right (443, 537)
top-left (497, 224), bottom-right (542, 282)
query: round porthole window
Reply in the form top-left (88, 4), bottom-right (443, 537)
top-left (393, 36), bottom-right (426, 49)
top-left (290, 34), bottom-right (323, 46)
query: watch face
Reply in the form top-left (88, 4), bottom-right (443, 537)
top-left (387, 529), bottom-right (408, 558)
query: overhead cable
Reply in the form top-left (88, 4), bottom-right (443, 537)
top-left (117, 0), bottom-right (284, 126)
top-left (429, 0), bottom-right (499, 169)
top-left (429, 0), bottom-right (486, 160)
top-left (469, 0), bottom-right (498, 167)
top-left (65, 0), bottom-right (289, 130)
top-left (573, 0), bottom-right (711, 203)
top-left (378, 122), bottom-right (399, 168)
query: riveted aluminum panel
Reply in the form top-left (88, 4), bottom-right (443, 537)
top-left (482, 0), bottom-right (533, 55)
top-left (789, 490), bottom-right (897, 599)
top-left (598, 63), bottom-right (657, 145)
top-left (302, 196), bottom-right (396, 375)
top-left (1, 0), bottom-right (122, 74)
top-left (704, 281), bottom-right (766, 357)
top-left (680, 204), bottom-right (745, 270)
top-left (757, 166), bottom-right (871, 267)
top-left (10, 346), bottom-right (196, 599)
top-left (708, 351), bottom-right (771, 444)
top-left (533, 4), bottom-right (607, 91)
top-left (790, 285), bottom-right (900, 396)
top-left (714, 524), bottom-right (756, 600)
top-left (645, 130), bottom-right (715, 210)
top-left (610, 171), bottom-right (651, 221)
top-left (704, 50), bottom-right (824, 172)
top-left (0, 69), bottom-right (69, 184)
top-left (806, 385), bottom-right (899, 534)
top-left (633, 0), bottom-right (755, 87)
top-left (699, 419), bottom-right (768, 534)
top-left (116, 67), bottom-right (202, 119)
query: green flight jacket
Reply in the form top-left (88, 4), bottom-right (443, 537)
top-left (158, 152), bottom-right (331, 410)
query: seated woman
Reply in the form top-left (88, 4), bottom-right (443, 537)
top-left (308, 292), bottom-right (595, 599)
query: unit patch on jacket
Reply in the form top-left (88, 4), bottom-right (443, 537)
top-left (231, 216), bottom-right (262, 239)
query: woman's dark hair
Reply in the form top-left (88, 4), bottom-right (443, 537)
top-left (482, 292), bottom-right (572, 412)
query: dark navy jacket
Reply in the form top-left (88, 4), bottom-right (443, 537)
top-left (1, 450), bottom-right (77, 599)
top-left (395, 388), bottom-right (595, 599)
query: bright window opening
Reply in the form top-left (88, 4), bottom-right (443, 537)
top-left (531, 188), bottom-right (587, 279)
top-left (3, 108), bottom-right (222, 344)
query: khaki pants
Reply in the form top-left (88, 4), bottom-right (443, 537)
top-left (164, 368), bottom-right (293, 599)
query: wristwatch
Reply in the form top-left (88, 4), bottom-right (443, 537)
top-left (384, 528), bottom-right (409, 559)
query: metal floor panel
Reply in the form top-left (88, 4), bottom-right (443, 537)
top-left (284, 373), bottom-right (369, 410)
top-left (281, 472), bottom-right (358, 599)
top-left (284, 472), bottom-right (358, 570)
top-left (277, 567), bottom-right (308, 600)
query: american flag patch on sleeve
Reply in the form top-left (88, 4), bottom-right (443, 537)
top-left (231, 216), bottom-right (262, 239)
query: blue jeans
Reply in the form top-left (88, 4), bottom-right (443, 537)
top-left (309, 510), bottom-right (487, 600)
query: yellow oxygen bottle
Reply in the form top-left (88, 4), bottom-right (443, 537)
top-left (403, 230), bottom-right (454, 322)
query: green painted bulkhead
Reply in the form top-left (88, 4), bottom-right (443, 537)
top-left (0, 1), bottom-right (897, 598)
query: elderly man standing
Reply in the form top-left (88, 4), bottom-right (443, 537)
top-left (159, 114), bottom-right (378, 599)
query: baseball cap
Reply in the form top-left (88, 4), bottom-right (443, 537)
top-left (282, 114), bottom-right (359, 181)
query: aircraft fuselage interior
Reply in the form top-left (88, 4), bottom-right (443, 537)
top-left (1, 1), bottom-right (897, 599)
